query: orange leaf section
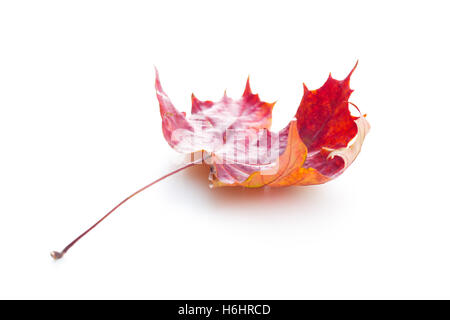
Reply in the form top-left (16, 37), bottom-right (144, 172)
top-left (210, 121), bottom-right (329, 188)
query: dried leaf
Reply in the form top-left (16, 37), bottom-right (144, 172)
top-left (155, 64), bottom-right (369, 188)
top-left (50, 64), bottom-right (371, 260)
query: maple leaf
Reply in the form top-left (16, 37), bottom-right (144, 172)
top-left (156, 63), bottom-right (370, 188)
top-left (51, 64), bottom-right (370, 260)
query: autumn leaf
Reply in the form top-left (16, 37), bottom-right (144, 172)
top-left (51, 64), bottom-right (370, 260)
top-left (156, 62), bottom-right (369, 188)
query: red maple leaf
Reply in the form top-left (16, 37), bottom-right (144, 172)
top-left (51, 64), bottom-right (369, 260)
top-left (156, 62), bottom-right (369, 187)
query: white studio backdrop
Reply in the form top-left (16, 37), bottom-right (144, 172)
top-left (0, 0), bottom-right (449, 299)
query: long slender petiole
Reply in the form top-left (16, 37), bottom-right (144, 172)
top-left (51, 160), bottom-right (200, 260)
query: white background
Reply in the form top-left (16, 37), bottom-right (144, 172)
top-left (0, 0), bottom-right (449, 299)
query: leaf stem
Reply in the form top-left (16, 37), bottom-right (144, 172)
top-left (51, 160), bottom-right (199, 260)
